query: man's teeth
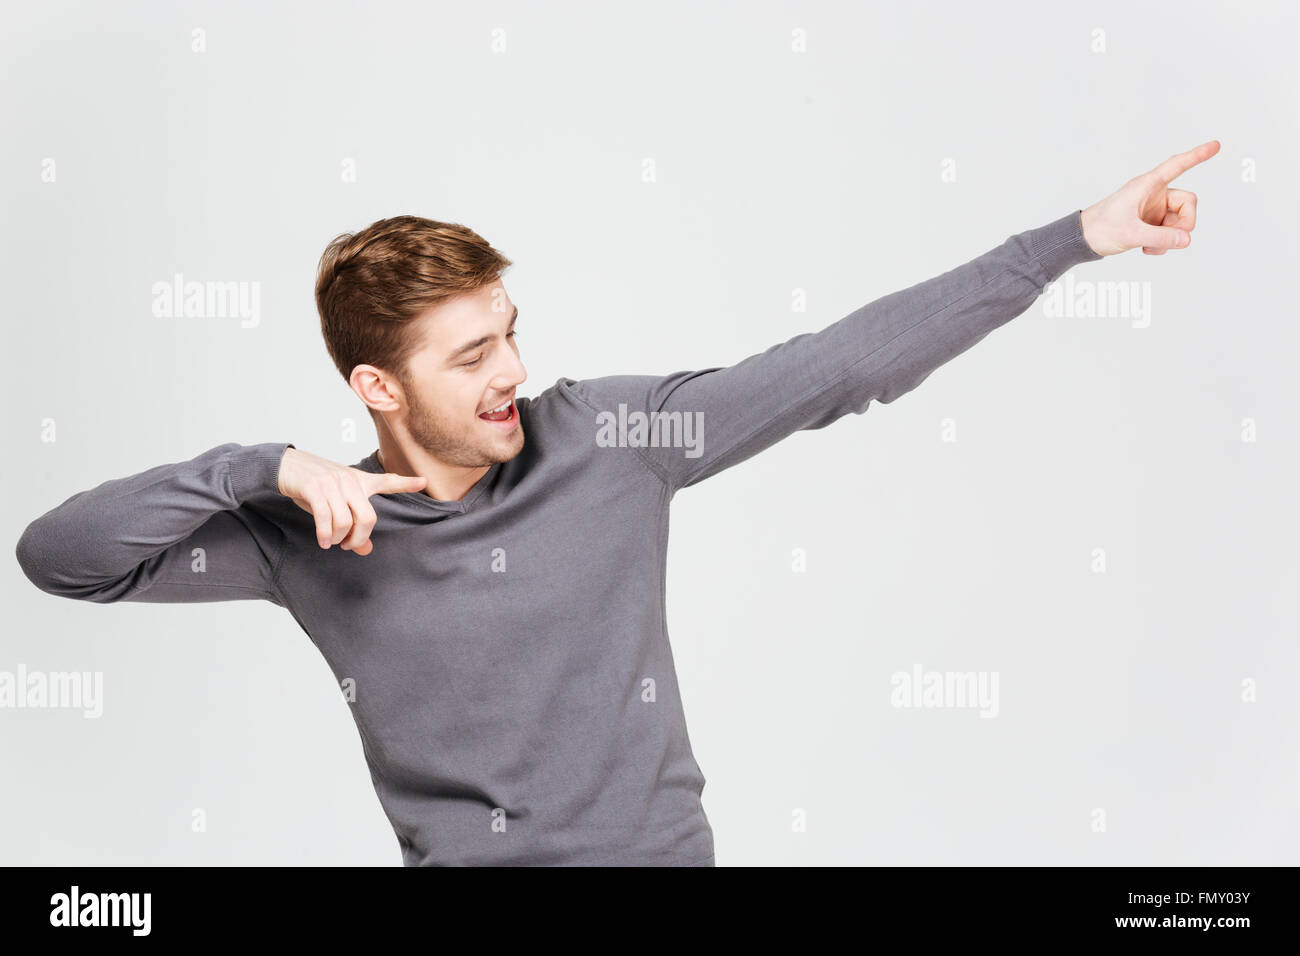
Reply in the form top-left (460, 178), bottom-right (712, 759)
top-left (484, 401), bottom-right (510, 414)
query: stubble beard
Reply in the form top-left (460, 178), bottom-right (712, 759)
top-left (404, 386), bottom-right (523, 468)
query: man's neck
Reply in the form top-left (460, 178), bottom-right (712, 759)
top-left (376, 441), bottom-right (491, 503)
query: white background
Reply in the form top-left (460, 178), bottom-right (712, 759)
top-left (3, 0), bottom-right (1296, 865)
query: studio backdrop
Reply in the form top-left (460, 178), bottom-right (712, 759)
top-left (2, 0), bottom-right (1296, 865)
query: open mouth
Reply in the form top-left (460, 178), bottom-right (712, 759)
top-left (478, 399), bottom-right (515, 424)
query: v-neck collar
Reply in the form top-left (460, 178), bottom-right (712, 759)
top-left (353, 450), bottom-right (501, 515)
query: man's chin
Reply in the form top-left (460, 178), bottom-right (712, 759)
top-left (482, 430), bottom-right (525, 465)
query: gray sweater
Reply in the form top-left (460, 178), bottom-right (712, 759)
top-left (14, 209), bottom-right (1102, 866)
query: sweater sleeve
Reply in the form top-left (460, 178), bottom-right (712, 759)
top-left (571, 209), bottom-right (1102, 493)
top-left (14, 441), bottom-right (294, 606)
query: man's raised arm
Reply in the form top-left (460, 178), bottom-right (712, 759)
top-left (571, 141), bottom-right (1218, 493)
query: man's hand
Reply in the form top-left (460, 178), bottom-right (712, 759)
top-left (1080, 140), bottom-right (1220, 257)
top-left (276, 446), bottom-right (427, 555)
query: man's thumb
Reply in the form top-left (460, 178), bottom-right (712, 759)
top-left (1135, 223), bottom-right (1190, 252)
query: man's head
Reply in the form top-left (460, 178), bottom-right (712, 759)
top-left (315, 216), bottom-right (527, 468)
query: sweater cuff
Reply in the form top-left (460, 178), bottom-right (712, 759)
top-left (1025, 209), bottom-right (1103, 288)
top-left (228, 442), bottom-right (294, 502)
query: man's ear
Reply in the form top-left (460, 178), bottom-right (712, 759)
top-left (350, 364), bottom-right (404, 417)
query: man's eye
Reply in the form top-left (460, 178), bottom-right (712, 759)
top-left (462, 332), bottom-right (515, 367)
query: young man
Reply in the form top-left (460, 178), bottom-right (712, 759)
top-left (15, 141), bottom-right (1218, 866)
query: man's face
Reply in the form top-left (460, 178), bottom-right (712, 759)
top-left (393, 281), bottom-right (527, 467)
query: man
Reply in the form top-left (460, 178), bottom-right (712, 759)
top-left (15, 141), bottom-right (1219, 866)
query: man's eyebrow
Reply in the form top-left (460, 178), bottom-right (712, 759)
top-left (446, 306), bottom-right (518, 361)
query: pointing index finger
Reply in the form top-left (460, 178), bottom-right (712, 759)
top-left (365, 470), bottom-right (429, 496)
top-left (1146, 140), bottom-right (1221, 186)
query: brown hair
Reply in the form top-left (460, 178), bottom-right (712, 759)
top-left (314, 216), bottom-right (513, 415)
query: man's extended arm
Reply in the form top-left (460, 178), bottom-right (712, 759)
top-left (572, 209), bottom-right (1100, 492)
top-left (571, 141), bottom-right (1218, 492)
